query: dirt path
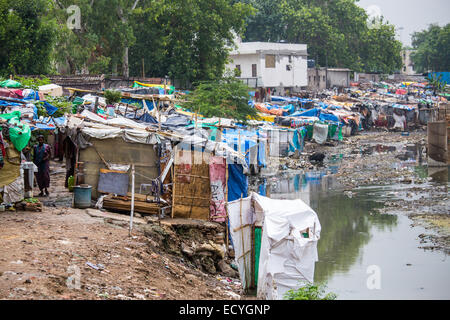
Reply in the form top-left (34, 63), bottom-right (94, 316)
top-left (0, 207), bottom-right (240, 300)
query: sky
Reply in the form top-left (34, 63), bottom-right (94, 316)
top-left (357, 0), bottom-right (450, 47)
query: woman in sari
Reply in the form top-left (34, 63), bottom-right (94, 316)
top-left (33, 135), bottom-right (51, 196)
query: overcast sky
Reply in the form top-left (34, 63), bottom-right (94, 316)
top-left (357, 0), bottom-right (450, 46)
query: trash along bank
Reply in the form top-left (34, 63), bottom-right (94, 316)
top-left (0, 75), bottom-right (448, 299)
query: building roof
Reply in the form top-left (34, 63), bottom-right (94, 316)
top-left (326, 68), bottom-right (352, 72)
top-left (230, 42), bottom-right (308, 56)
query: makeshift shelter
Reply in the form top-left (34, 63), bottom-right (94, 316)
top-left (171, 134), bottom-right (248, 222)
top-left (227, 192), bottom-right (321, 299)
top-left (63, 112), bottom-right (162, 199)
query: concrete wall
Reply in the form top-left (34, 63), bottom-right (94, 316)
top-left (355, 73), bottom-right (382, 83)
top-left (307, 68), bottom-right (327, 91)
top-left (259, 53), bottom-right (307, 88)
top-left (327, 70), bottom-right (350, 88)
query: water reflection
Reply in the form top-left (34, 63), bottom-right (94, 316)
top-left (251, 172), bottom-right (398, 285)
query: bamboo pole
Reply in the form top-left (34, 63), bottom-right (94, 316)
top-left (239, 193), bottom-right (249, 291)
top-left (225, 164), bottom-right (229, 251)
top-left (129, 164), bottom-right (135, 236)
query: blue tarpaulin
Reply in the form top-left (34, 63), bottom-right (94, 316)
top-left (227, 164), bottom-right (248, 202)
top-left (293, 108), bottom-right (320, 118)
top-left (43, 101), bottom-right (58, 116)
top-left (139, 112), bottom-right (158, 124)
top-left (319, 112), bottom-right (340, 124)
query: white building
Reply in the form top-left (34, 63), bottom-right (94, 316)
top-left (226, 41), bottom-right (308, 95)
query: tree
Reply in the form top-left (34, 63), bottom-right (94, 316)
top-left (0, 0), bottom-right (56, 76)
top-left (360, 19), bottom-right (403, 74)
top-left (411, 24), bottom-right (450, 73)
top-left (50, 0), bottom-right (138, 75)
top-left (184, 76), bottom-right (258, 122)
top-left (238, 0), bottom-right (402, 73)
top-left (239, 0), bottom-right (286, 42)
top-left (129, 0), bottom-right (254, 84)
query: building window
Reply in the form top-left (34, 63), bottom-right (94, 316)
top-left (252, 64), bottom-right (257, 77)
top-left (286, 64), bottom-right (292, 71)
top-left (314, 76), bottom-right (316, 82)
top-left (288, 55), bottom-right (292, 63)
top-left (323, 76), bottom-right (325, 82)
top-left (265, 54), bottom-right (275, 68)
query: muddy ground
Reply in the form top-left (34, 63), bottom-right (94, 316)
top-left (0, 164), bottom-right (242, 300)
top-left (278, 129), bottom-right (449, 254)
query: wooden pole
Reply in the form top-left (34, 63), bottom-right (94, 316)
top-left (225, 163), bottom-right (229, 251)
top-left (129, 164), bottom-right (135, 236)
top-left (239, 193), bottom-right (248, 291)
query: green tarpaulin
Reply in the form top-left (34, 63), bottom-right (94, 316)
top-left (0, 79), bottom-right (22, 88)
top-left (254, 227), bottom-right (262, 286)
top-left (0, 111), bottom-right (31, 151)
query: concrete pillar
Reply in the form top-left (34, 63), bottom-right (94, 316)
top-left (427, 121), bottom-right (448, 166)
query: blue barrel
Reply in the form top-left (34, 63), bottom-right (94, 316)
top-left (73, 185), bottom-right (92, 209)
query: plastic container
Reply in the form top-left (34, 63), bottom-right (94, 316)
top-left (73, 185), bottom-right (92, 209)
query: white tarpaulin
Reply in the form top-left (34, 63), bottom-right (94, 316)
top-left (393, 112), bottom-right (406, 130)
top-left (312, 123), bottom-right (329, 145)
top-left (253, 193), bottom-right (321, 300)
top-left (227, 193), bottom-right (321, 299)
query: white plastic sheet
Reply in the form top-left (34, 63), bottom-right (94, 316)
top-left (312, 123), bottom-right (329, 145)
top-left (253, 193), bottom-right (321, 300)
top-left (227, 193), bottom-right (321, 299)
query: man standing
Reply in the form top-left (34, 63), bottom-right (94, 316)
top-left (33, 135), bottom-right (51, 196)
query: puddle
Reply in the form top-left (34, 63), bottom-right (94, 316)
top-left (251, 166), bottom-right (450, 299)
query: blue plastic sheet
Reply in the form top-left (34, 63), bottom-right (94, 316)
top-left (319, 112), bottom-right (340, 123)
top-left (227, 164), bottom-right (248, 202)
top-left (294, 108), bottom-right (320, 118)
top-left (139, 112), bottom-right (158, 124)
top-left (43, 101), bottom-right (58, 116)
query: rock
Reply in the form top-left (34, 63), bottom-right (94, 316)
top-left (217, 260), bottom-right (239, 278)
top-left (181, 243), bottom-right (194, 257)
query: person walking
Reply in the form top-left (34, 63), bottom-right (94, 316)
top-left (33, 135), bottom-right (51, 196)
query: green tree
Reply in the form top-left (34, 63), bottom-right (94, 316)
top-left (50, 0), bottom-right (138, 75)
top-left (0, 0), bottom-right (56, 76)
top-left (411, 24), bottom-right (450, 73)
top-left (360, 19), bottom-right (403, 74)
top-left (239, 0), bottom-right (286, 42)
top-left (184, 76), bottom-right (258, 122)
top-left (239, 0), bottom-right (402, 73)
top-left (129, 0), bottom-right (254, 83)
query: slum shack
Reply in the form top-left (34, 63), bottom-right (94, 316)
top-left (227, 192), bottom-right (321, 299)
